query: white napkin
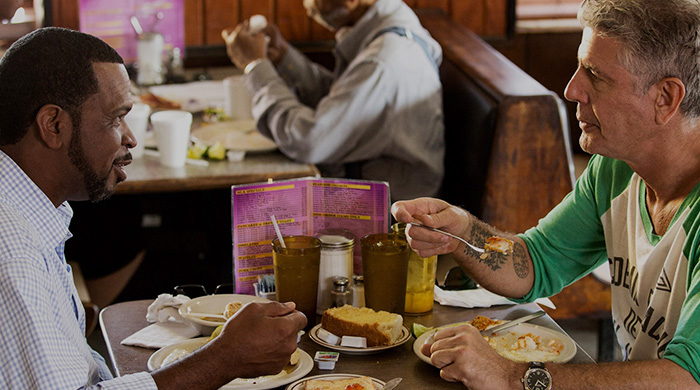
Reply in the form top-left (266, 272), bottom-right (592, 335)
top-left (146, 293), bottom-right (191, 323)
top-left (121, 321), bottom-right (200, 349)
top-left (121, 293), bottom-right (200, 349)
top-left (433, 286), bottom-right (556, 310)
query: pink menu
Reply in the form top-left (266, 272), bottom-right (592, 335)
top-left (232, 177), bottom-right (390, 295)
top-left (78, 0), bottom-right (184, 63)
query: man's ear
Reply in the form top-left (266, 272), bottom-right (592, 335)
top-left (35, 104), bottom-right (72, 150)
top-left (654, 77), bottom-right (685, 125)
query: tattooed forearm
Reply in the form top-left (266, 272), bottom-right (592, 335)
top-left (464, 219), bottom-right (529, 278)
top-left (466, 223), bottom-right (508, 271)
top-left (512, 241), bottom-right (529, 279)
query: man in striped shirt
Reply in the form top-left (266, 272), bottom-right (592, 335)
top-left (0, 27), bottom-right (305, 389)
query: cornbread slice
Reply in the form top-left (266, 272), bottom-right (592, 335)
top-left (305, 376), bottom-right (376, 390)
top-left (321, 305), bottom-right (403, 347)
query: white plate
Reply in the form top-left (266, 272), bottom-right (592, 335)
top-left (179, 294), bottom-right (271, 328)
top-left (413, 322), bottom-right (577, 365)
top-left (149, 337), bottom-right (313, 389)
top-left (191, 121), bottom-right (277, 152)
top-left (309, 324), bottom-right (411, 355)
top-left (148, 81), bottom-right (226, 112)
top-left (286, 373), bottom-right (385, 390)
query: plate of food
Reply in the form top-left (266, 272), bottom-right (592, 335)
top-left (148, 337), bottom-right (313, 389)
top-left (179, 294), bottom-right (271, 329)
top-left (286, 373), bottom-right (385, 390)
top-left (413, 316), bottom-right (577, 364)
top-left (191, 120), bottom-right (277, 152)
top-left (309, 305), bottom-right (411, 355)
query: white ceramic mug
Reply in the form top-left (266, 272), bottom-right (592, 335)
top-left (223, 75), bottom-right (253, 120)
top-left (150, 110), bottom-right (192, 168)
top-left (124, 103), bottom-right (151, 158)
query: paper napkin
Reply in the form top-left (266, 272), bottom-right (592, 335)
top-left (121, 293), bottom-right (200, 349)
top-left (433, 286), bottom-right (556, 310)
top-left (146, 293), bottom-right (191, 323)
top-left (121, 321), bottom-right (199, 349)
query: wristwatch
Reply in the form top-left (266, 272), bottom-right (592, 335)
top-left (522, 361), bottom-right (552, 390)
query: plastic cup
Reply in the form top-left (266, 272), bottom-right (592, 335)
top-left (124, 103), bottom-right (151, 158)
top-left (150, 110), bottom-right (193, 168)
top-left (223, 75), bottom-right (253, 120)
top-left (361, 233), bottom-right (410, 314)
top-left (272, 236), bottom-right (321, 328)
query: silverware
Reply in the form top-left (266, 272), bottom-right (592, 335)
top-left (379, 377), bottom-right (402, 390)
top-left (480, 310), bottom-right (546, 337)
top-left (408, 222), bottom-right (486, 254)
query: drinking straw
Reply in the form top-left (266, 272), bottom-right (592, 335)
top-left (270, 215), bottom-right (286, 248)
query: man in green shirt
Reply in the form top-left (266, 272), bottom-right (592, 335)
top-left (392, 0), bottom-right (700, 389)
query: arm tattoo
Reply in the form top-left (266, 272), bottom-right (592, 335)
top-left (465, 223), bottom-right (508, 271)
top-left (512, 241), bottom-right (530, 279)
top-left (464, 220), bottom-right (530, 279)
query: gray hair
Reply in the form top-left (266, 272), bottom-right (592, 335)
top-left (579, 0), bottom-right (700, 118)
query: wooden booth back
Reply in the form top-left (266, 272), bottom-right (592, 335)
top-left (419, 10), bottom-right (575, 234)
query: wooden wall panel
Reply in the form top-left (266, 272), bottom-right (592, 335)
top-left (415, 0), bottom-right (449, 11)
top-left (48, 0), bottom-right (511, 50)
top-left (484, 0), bottom-right (508, 36)
top-left (51, 0), bottom-right (79, 31)
top-left (276, 0), bottom-right (312, 42)
top-left (451, 0), bottom-right (485, 35)
top-left (184, 0), bottom-right (204, 45)
top-left (239, 0), bottom-right (271, 22)
top-left (204, 0), bottom-right (239, 45)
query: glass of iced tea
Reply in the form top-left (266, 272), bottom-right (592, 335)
top-left (361, 233), bottom-right (410, 314)
top-left (272, 236), bottom-right (321, 328)
top-left (392, 223), bottom-right (438, 315)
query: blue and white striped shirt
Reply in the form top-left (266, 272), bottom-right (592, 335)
top-left (0, 151), bottom-right (156, 389)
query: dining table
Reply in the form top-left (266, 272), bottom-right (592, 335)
top-left (115, 151), bottom-right (320, 195)
top-left (100, 299), bottom-right (595, 389)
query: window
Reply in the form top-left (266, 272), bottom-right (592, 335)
top-left (517, 0), bottom-right (581, 20)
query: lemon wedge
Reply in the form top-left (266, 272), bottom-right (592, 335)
top-left (187, 142), bottom-right (208, 159)
top-left (411, 323), bottom-right (434, 339)
top-left (206, 141), bottom-right (226, 160)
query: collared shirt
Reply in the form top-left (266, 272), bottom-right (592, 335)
top-left (245, 0), bottom-right (445, 202)
top-left (0, 150), bottom-right (156, 389)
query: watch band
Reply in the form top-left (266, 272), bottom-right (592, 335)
top-left (522, 361), bottom-right (552, 390)
top-left (244, 59), bottom-right (264, 75)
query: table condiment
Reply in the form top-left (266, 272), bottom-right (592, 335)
top-left (315, 229), bottom-right (354, 314)
top-left (331, 276), bottom-right (352, 307)
top-left (352, 274), bottom-right (365, 307)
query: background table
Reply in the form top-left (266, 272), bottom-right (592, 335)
top-left (116, 152), bottom-right (319, 194)
top-left (100, 300), bottom-right (594, 389)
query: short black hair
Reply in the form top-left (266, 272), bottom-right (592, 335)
top-left (0, 27), bottom-right (124, 145)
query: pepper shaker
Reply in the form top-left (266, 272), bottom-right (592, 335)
top-left (330, 276), bottom-right (352, 308)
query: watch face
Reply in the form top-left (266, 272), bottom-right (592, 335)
top-left (525, 368), bottom-right (551, 390)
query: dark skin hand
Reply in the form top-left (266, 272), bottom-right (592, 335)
top-left (151, 301), bottom-right (307, 390)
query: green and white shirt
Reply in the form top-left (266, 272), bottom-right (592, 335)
top-left (519, 155), bottom-right (700, 381)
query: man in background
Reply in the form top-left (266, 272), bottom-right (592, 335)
top-left (222, 0), bottom-right (444, 202)
top-left (0, 27), bottom-right (305, 389)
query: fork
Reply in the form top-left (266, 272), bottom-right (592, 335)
top-left (408, 222), bottom-right (487, 254)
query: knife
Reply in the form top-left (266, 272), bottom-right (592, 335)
top-left (480, 310), bottom-right (546, 337)
top-left (379, 377), bottom-right (402, 390)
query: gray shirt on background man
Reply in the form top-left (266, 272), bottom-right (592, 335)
top-left (244, 0), bottom-right (444, 202)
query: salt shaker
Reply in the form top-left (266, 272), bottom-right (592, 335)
top-left (315, 229), bottom-right (354, 314)
top-left (352, 274), bottom-right (365, 308)
top-left (330, 276), bottom-right (352, 308)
